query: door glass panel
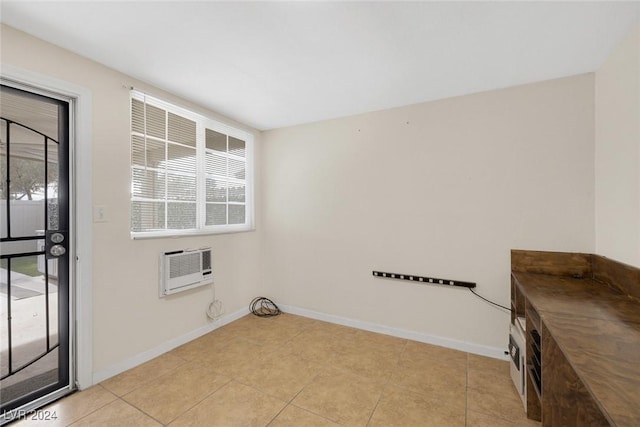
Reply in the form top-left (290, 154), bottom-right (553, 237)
top-left (0, 239), bottom-right (42, 257)
top-left (0, 255), bottom-right (59, 404)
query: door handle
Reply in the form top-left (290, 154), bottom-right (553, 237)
top-left (50, 245), bottom-right (66, 257)
top-left (51, 232), bottom-right (65, 244)
top-left (45, 230), bottom-right (68, 259)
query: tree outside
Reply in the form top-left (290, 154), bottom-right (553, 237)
top-left (0, 155), bottom-right (57, 201)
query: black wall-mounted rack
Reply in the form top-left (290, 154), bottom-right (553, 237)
top-left (372, 270), bottom-right (476, 288)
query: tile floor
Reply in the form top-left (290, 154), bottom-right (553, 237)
top-left (11, 314), bottom-right (541, 426)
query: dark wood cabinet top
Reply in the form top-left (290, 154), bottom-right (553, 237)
top-left (512, 270), bottom-right (640, 426)
top-left (513, 273), bottom-right (640, 324)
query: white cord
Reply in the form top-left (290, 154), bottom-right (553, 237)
top-left (206, 281), bottom-right (224, 320)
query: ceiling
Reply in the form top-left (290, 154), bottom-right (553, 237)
top-left (1, 1), bottom-right (639, 131)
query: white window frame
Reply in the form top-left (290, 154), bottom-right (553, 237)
top-left (130, 91), bottom-right (254, 239)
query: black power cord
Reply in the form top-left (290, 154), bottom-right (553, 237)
top-left (250, 297), bottom-right (281, 317)
top-left (468, 288), bottom-right (511, 311)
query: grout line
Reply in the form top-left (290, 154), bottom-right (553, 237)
top-left (264, 404), bottom-right (288, 427)
top-left (264, 394), bottom-right (297, 427)
top-left (55, 385), bottom-right (119, 426)
top-left (288, 402), bottom-right (342, 425)
top-left (265, 367), bottom-right (331, 426)
top-left (118, 397), bottom-right (167, 426)
top-left (364, 339), bottom-right (408, 426)
top-left (227, 379), bottom-right (290, 427)
top-left (154, 376), bottom-right (234, 425)
top-left (288, 369), bottom-right (322, 403)
top-left (56, 392), bottom-right (113, 427)
top-left (103, 356), bottom-right (189, 399)
top-left (364, 384), bottom-right (385, 426)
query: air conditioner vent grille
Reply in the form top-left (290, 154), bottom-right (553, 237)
top-left (169, 252), bottom-right (201, 279)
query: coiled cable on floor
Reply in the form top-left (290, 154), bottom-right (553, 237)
top-left (250, 297), bottom-right (281, 317)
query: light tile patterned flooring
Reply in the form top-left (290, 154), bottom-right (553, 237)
top-left (13, 314), bottom-right (541, 426)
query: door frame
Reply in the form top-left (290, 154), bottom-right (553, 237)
top-left (1, 66), bottom-right (93, 398)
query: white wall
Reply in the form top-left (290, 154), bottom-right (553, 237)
top-left (1, 25), bottom-right (263, 375)
top-left (595, 23), bottom-right (640, 267)
top-left (262, 75), bottom-right (595, 351)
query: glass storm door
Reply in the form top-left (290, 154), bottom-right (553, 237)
top-left (0, 84), bottom-right (71, 416)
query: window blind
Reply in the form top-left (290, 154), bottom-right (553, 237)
top-left (130, 92), bottom-right (252, 237)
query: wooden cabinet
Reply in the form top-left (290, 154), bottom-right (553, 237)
top-left (511, 250), bottom-right (640, 427)
top-left (540, 322), bottom-right (609, 426)
top-left (525, 300), bottom-right (542, 421)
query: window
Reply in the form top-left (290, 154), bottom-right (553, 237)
top-left (130, 91), bottom-right (253, 238)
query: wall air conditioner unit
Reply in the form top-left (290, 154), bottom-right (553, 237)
top-left (160, 247), bottom-right (212, 297)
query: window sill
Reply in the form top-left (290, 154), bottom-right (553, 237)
top-left (131, 225), bottom-right (255, 240)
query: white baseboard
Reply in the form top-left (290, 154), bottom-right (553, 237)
top-left (280, 304), bottom-right (509, 360)
top-left (91, 306), bottom-right (249, 385)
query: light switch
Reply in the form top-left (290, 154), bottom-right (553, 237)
top-left (93, 205), bottom-right (107, 223)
